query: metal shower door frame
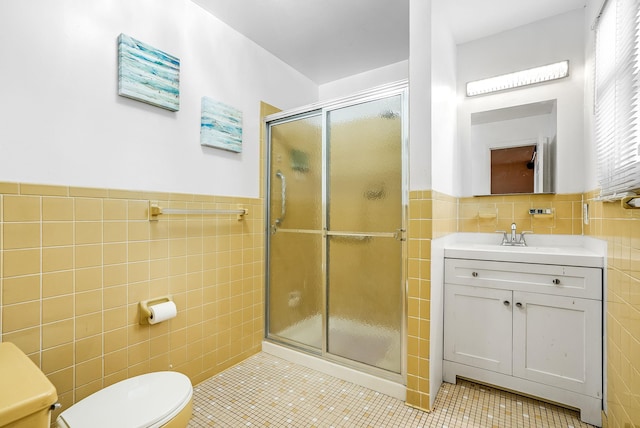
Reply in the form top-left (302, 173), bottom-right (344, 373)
top-left (264, 81), bottom-right (409, 383)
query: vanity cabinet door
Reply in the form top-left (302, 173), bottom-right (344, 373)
top-left (444, 284), bottom-right (512, 375)
top-left (512, 291), bottom-right (602, 397)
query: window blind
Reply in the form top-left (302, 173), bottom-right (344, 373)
top-left (594, 0), bottom-right (640, 198)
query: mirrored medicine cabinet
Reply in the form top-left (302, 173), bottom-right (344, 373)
top-left (470, 99), bottom-right (557, 196)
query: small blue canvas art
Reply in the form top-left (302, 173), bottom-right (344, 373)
top-left (118, 33), bottom-right (180, 111)
top-left (200, 97), bottom-right (243, 153)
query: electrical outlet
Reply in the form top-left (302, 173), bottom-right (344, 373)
top-left (528, 208), bottom-right (552, 215)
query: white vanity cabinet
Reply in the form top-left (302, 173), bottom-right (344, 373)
top-left (443, 257), bottom-right (603, 426)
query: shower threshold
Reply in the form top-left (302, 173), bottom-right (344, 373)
top-left (261, 340), bottom-right (406, 401)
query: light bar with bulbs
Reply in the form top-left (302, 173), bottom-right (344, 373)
top-left (466, 60), bottom-right (569, 97)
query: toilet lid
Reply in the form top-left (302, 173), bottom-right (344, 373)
top-left (57, 371), bottom-right (192, 428)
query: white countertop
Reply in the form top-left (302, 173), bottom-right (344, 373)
top-left (443, 233), bottom-right (605, 268)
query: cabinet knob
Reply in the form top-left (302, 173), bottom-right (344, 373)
top-left (552, 278), bottom-right (561, 285)
top-left (472, 272), bottom-right (478, 277)
top-left (503, 300), bottom-right (510, 306)
top-left (516, 302), bottom-right (523, 308)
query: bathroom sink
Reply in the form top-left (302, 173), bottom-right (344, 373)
top-left (465, 243), bottom-right (562, 253)
top-left (443, 236), bottom-right (604, 267)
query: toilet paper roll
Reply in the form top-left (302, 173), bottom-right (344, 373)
top-left (148, 301), bottom-right (177, 324)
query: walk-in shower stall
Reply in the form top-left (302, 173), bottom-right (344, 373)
top-left (264, 82), bottom-right (408, 385)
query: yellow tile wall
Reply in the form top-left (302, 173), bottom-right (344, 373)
top-left (406, 190), bottom-right (456, 410)
top-left (459, 193), bottom-right (584, 235)
top-left (0, 182), bottom-right (264, 421)
top-left (584, 190), bottom-right (640, 428)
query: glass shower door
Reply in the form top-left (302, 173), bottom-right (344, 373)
top-left (326, 95), bottom-right (404, 373)
top-left (266, 87), bottom-right (406, 377)
top-left (267, 113), bottom-right (324, 350)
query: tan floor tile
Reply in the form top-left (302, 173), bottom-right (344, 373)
top-left (188, 353), bottom-right (593, 428)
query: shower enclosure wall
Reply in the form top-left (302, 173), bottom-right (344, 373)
top-left (265, 82), bottom-right (408, 384)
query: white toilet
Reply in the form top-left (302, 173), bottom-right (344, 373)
top-left (56, 371), bottom-right (193, 428)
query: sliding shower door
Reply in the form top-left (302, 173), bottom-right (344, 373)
top-left (267, 113), bottom-right (324, 350)
top-left (326, 96), bottom-right (404, 374)
top-left (266, 85), bottom-right (406, 377)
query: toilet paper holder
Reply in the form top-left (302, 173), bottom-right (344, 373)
top-left (139, 296), bottom-right (173, 325)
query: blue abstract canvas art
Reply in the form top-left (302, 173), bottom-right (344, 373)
top-left (200, 96), bottom-right (243, 153)
top-left (118, 33), bottom-right (180, 111)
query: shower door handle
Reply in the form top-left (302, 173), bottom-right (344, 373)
top-left (273, 170), bottom-right (286, 228)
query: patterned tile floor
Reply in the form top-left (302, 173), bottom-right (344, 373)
top-left (188, 352), bottom-right (594, 427)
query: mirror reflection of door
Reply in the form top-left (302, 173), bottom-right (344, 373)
top-left (471, 99), bottom-right (557, 195)
top-left (490, 145), bottom-right (535, 194)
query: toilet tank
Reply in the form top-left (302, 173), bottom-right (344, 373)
top-left (0, 342), bottom-right (58, 428)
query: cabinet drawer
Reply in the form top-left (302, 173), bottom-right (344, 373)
top-left (445, 258), bottom-right (601, 300)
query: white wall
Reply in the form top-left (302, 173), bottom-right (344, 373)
top-left (0, 0), bottom-right (318, 198)
top-left (409, 0), bottom-right (432, 191)
top-left (319, 60), bottom-right (408, 101)
top-left (407, 0), bottom-right (457, 195)
top-left (430, 2), bottom-right (458, 196)
top-left (456, 9), bottom-right (586, 196)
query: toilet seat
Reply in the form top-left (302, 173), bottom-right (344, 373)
top-left (56, 371), bottom-right (192, 428)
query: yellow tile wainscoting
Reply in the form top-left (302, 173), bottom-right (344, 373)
top-left (458, 193), bottom-right (584, 235)
top-left (406, 190), bottom-right (456, 410)
top-left (584, 190), bottom-right (640, 428)
top-left (0, 182), bottom-right (264, 422)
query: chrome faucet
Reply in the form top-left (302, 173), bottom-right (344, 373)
top-left (498, 223), bottom-right (529, 246)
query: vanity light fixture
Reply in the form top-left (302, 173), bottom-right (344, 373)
top-left (466, 60), bottom-right (569, 97)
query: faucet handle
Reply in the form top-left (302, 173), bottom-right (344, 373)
top-left (518, 230), bottom-right (533, 245)
top-left (495, 230), bottom-right (509, 244)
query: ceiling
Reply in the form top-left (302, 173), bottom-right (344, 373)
top-left (191, 0), bottom-right (586, 84)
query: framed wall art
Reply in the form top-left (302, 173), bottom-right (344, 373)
top-left (118, 33), bottom-right (180, 111)
top-left (200, 96), bottom-right (243, 153)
